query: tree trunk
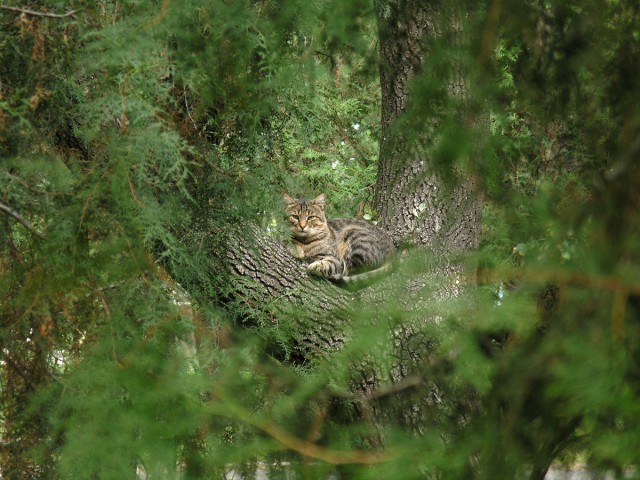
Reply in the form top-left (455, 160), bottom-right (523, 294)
top-left (375, 0), bottom-right (482, 256)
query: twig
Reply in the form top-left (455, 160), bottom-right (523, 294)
top-left (480, 266), bottom-right (640, 296)
top-left (0, 200), bottom-right (45, 239)
top-left (98, 289), bottom-right (125, 368)
top-left (477, 0), bottom-right (504, 69)
top-left (144, 0), bottom-right (169, 28)
top-left (328, 376), bottom-right (423, 402)
top-left (85, 280), bottom-right (127, 298)
top-left (2, 171), bottom-right (69, 197)
top-left (183, 86), bottom-right (199, 134)
top-left (0, 5), bottom-right (78, 19)
top-left (479, 266), bottom-right (640, 340)
top-left (118, 76), bottom-right (129, 134)
top-left (127, 174), bottom-right (143, 206)
top-left (364, 375), bottom-right (423, 401)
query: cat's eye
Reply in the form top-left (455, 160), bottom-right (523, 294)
top-left (291, 215), bottom-right (299, 220)
top-left (308, 215), bottom-right (316, 220)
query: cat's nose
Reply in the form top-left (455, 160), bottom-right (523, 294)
top-left (299, 221), bottom-right (307, 230)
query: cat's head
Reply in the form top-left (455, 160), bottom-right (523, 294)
top-left (282, 193), bottom-right (328, 239)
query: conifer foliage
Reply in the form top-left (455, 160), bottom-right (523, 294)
top-left (0, 1), bottom-right (639, 479)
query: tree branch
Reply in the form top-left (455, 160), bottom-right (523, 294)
top-left (480, 265), bottom-right (640, 295)
top-left (0, 200), bottom-right (45, 239)
top-left (219, 392), bottom-right (394, 465)
top-left (225, 225), bottom-right (354, 354)
top-left (0, 5), bottom-right (78, 18)
top-left (2, 353), bottom-right (31, 387)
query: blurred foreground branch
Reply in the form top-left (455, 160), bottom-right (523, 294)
top-left (480, 266), bottom-right (640, 295)
top-left (479, 266), bottom-right (640, 339)
top-left (218, 392), bottom-right (394, 465)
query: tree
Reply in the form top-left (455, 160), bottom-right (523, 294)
top-left (2, 1), bottom-right (640, 479)
top-left (176, 5), bottom-right (490, 478)
top-left (155, 1), bottom-right (640, 477)
top-left (217, 0), bottom-right (486, 430)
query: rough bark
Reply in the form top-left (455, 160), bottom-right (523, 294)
top-left (356, 0), bottom-right (484, 429)
top-left (375, 0), bottom-right (482, 255)
top-left (225, 226), bottom-right (354, 358)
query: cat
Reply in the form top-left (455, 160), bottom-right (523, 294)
top-left (283, 193), bottom-right (394, 283)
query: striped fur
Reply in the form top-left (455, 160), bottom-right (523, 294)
top-left (283, 193), bottom-right (394, 282)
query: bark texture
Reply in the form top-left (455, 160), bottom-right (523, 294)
top-left (222, 228), bottom-right (445, 426)
top-left (375, 0), bottom-right (482, 255)
top-left (225, 226), bottom-right (354, 357)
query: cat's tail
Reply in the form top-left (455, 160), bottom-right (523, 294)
top-left (337, 261), bottom-right (394, 287)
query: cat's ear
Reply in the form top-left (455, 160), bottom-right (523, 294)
top-left (282, 193), bottom-right (296, 206)
top-left (311, 193), bottom-right (326, 209)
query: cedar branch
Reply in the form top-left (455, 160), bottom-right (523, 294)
top-left (0, 200), bottom-right (45, 239)
top-left (0, 5), bottom-right (78, 18)
top-left (480, 266), bottom-right (640, 296)
top-left (480, 266), bottom-right (640, 340)
top-left (219, 393), bottom-right (394, 465)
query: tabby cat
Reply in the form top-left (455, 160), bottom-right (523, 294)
top-left (283, 193), bottom-right (394, 283)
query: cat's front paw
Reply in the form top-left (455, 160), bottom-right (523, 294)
top-left (307, 259), bottom-right (344, 281)
top-left (306, 260), bottom-right (329, 277)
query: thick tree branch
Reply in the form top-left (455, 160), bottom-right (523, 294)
top-left (225, 226), bottom-right (355, 356)
top-left (374, 1), bottom-right (482, 255)
top-left (218, 224), bottom-right (460, 435)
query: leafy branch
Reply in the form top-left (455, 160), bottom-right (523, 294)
top-left (0, 200), bottom-right (45, 239)
top-left (215, 391), bottom-right (395, 465)
top-left (480, 266), bottom-right (640, 338)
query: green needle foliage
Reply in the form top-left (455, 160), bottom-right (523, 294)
top-left (1, 0), bottom-right (639, 479)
